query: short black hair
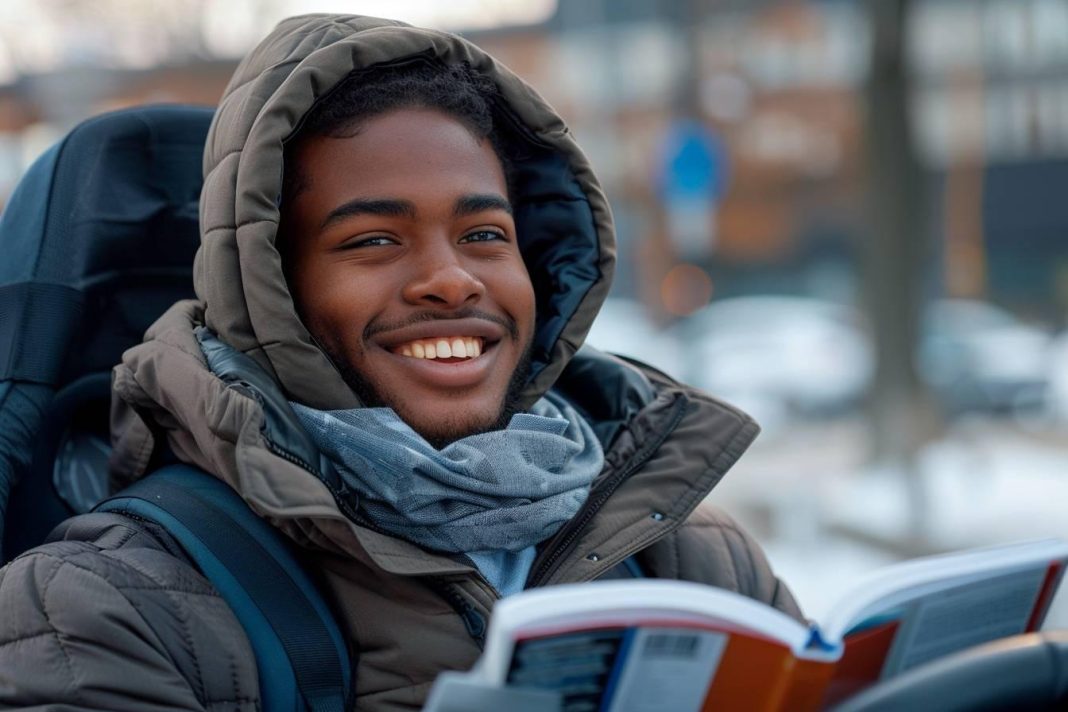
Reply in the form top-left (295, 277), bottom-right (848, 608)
top-left (280, 60), bottom-right (515, 209)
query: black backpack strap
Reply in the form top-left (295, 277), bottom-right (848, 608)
top-left (95, 464), bottom-right (351, 712)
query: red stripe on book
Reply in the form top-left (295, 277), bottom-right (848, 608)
top-left (1025, 562), bottom-right (1063, 632)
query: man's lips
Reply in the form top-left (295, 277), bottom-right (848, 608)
top-left (376, 335), bottom-right (500, 389)
top-left (373, 317), bottom-right (507, 351)
top-left (367, 316), bottom-right (511, 388)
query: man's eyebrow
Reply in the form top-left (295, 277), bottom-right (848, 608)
top-left (454, 194), bottom-right (513, 217)
top-left (320, 198), bottom-right (416, 230)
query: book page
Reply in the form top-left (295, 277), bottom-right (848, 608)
top-left (821, 559), bottom-right (1064, 707)
top-left (606, 628), bottom-right (726, 712)
top-left (505, 626), bottom-right (726, 712)
top-left (506, 628), bottom-right (625, 710)
top-left (822, 539), bottom-right (1068, 640)
top-left (880, 565), bottom-right (1047, 676)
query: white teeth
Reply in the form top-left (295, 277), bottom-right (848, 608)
top-left (395, 337), bottom-right (485, 360)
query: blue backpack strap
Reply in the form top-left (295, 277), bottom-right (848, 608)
top-left (596, 555), bottom-right (645, 580)
top-left (620, 555), bottom-right (645, 578)
top-left (95, 464), bottom-right (351, 712)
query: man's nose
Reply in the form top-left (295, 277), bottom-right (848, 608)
top-left (401, 246), bottom-right (485, 308)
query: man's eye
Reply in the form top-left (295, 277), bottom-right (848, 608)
top-left (342, 235), bottom-right (396, 249)
top-left (460, 229), bottom-right (506, 243)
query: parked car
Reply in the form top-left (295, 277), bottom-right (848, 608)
top-left (592, 295), bottom-right (1053, 425)
top-left (918, 299), bottom-right (1052, 416)
top-left (669, 296), bottom-right (874, 426)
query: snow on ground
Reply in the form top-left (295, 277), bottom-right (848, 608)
top-left (705, 415), bottom-right (1068, 626)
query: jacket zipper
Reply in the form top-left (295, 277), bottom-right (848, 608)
top-left (427, 577), bottom-right (488, 647)
top-left (261, 439), bottom-right (362, 523)
top-left (526, 394), bottom-right (688, 587)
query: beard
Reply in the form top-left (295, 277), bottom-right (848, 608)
top-left (322, 338), bottom-right (533, 450)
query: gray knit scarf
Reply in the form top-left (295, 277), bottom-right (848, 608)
top-left (290, 391), bottom-right (603, 554)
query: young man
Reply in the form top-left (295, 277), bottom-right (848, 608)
top-left (0, 15), bottom-right (799, 711)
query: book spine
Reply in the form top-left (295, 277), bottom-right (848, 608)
top-left (820, 618), bottom-right (902, 708)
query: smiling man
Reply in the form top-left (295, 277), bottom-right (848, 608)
top-left (0, 15), bottom-right (800, 712)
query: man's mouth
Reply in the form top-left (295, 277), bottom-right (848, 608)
top-left (392, 336), bottom-right (485, 361)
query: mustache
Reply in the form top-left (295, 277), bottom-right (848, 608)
top-left (363, 307), bottom-right (519, 342)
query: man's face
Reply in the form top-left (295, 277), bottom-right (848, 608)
top-left (284, 108), bottom-right (536, 446)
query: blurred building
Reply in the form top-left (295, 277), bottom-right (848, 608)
top-left (0, 0), bottom-right (1066, 324)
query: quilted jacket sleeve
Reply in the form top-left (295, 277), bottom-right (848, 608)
top-left (638, 505), bottom-right (805, 622)
top-left (0, 513), bottom-right (259, 711)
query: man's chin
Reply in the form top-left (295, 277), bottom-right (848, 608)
top-left (401, 408), bottom-right (512, 450)
top-left (341, 362), bottom-right (518, 447)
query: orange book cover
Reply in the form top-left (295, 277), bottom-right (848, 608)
top-left (701, 633), bottom-right (827, 711)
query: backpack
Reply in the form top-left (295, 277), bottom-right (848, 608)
top-left (0, 105), bottom-right (350, 711)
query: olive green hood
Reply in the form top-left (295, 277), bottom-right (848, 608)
top-left (195, 14), bottom-right (615, 410)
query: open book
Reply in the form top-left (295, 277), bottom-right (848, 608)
top-left (428, 539), bottom-right (1068, 712)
